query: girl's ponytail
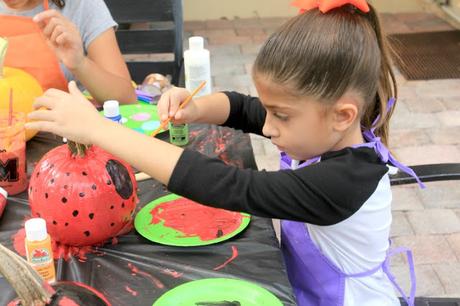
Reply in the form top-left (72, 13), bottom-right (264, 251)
top-left (361, 5), bottom-right (398, 146)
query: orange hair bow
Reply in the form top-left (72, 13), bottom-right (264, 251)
top-left (291, 0), bottom-right (370, 13)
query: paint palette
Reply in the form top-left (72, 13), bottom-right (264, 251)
top-left (99, 104), bottom-right (162, 135)
top-left (152, 278), bottom-right (283, 306)
top-left (135, 194), bottom-right (251, 247)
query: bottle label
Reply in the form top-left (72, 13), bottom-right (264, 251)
top-left (30, 248), bottom-right (52, 264)
top-left (185, 65), bottom-right (212, 97)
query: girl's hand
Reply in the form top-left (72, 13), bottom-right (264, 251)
top-left (157, 87), bottom-right (200, 126)
top-left (26, 81), bottom-right (104, 145)
top-left (33, 10), bottom-right (85, 71)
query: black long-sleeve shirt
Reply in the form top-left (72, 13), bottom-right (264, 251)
top-left (168, 92), bottom-right (389, 226)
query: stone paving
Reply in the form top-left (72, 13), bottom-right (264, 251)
top-left (184, 12), bottom-right (460, 297)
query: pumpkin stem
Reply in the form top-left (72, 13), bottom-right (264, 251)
top-left (0, 243), bottom-right (54, 305)
top-left (67, 140), bottom-right (91, 157)
top-left (0, 37), bottom-right (7, 78)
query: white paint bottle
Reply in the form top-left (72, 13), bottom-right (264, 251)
top-left (184, 36), bottom-right (212, 97)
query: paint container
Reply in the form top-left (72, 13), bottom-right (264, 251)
top-left (0, 187), bottom-right (6, 218)
top-left (25, 218), bottom-right (56, 283)
top-left (169, 123), bottom-right (189, 146)
top-left (103, 100), bottom-right (122, 123)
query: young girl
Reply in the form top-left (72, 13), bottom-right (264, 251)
top-left (0, 0), bottom-right (136, 103)
top-left (26, 1), bottom-right (420, 305)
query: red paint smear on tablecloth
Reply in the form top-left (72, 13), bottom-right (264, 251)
top-left (59, 281), bottom-right (112, 306)
top-left (150, 198), bottom-right (243, 241)
top-left (128, 263), bottom-right (164, 289)
top-left (125, 285), bottom-right (138, 296)
top-left (60, 297), bottom-right (80, 306)
top-left (214, 245), bottom-right (239, 271)
top-left (12, 229), bottom-right (108, 261)
top-left (161, 268), bottom-right (183, 278)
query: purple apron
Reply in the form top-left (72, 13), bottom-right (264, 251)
top-left (280, 98), bottom-right (420, 306)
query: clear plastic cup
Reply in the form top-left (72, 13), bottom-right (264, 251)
top-left (0, 111), bottom-right (27, 195)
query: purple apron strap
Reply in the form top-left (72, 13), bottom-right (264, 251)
top-left (363, 98), bottom-right (426, 189)
top-left (382, 247), bottom-right (417, 306)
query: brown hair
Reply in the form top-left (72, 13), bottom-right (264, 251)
top-left (253, 4), bottom-right (397, 146)
top-left (51, 0), bottom-right (65, 8)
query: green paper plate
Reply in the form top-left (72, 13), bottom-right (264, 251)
top-left (153, 278), bottom-right (283, 306)
top-left (135, 194), bottom-right (251, 247)
top-left (99, 103), bottom-right (162, 135)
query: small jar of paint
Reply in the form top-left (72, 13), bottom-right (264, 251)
top-left (103, 100), bottom-right (122, 123)
top-left (169, 123), bottom-right (189, 146)
top-left (24, 218), bottom-right (56, 283)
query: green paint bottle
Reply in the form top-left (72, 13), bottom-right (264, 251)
top-left (169, 122), bottom-right (189, 146)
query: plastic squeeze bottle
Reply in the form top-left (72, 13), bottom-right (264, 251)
top-left (24, 218), bottom-right (56, 283)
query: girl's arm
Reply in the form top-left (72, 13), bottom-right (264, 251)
top-left (69, 28), bottom-right (137, 104)
top-left (33, 10), bottom-right (136, 104)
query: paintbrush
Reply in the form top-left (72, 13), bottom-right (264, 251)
top-left (150, 81), bottom-right (206, 137)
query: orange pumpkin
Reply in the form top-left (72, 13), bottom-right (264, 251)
top-left (0, 37), bottom-right (43, 141)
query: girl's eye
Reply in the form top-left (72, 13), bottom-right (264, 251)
top-left (274, 113), bottom-right (289, 121)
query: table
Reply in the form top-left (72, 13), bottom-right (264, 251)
top-left (0, 125), bottom-right (297, 306)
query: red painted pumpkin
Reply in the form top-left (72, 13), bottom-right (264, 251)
top-left (29, 142), bottom-right (138, 246)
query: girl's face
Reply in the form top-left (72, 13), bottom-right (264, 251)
top-left (3, 0), bottom-right (40, 9)
top-left (255, 77), bottom-right (340, 161)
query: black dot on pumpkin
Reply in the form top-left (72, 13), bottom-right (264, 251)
top-left (49, 164), bottom-right (54, 168)
top-left (66, 172), bottom-right (70, 176)
top-left (61, 197), bottom-right (67, 204)
top-left (110, 205), bottom-right (114, 209)
top-left (50, 178), bottom-right (55, 184)
top-left (37, 213), bottom-right (41, 217)
top-left (121, 202), bottom-right (125, 208)
top-left (82, 171), bottom-right (88, 176)
top-left (45, 193), bottom-right (48, 199)
top-left (110, 223), bottom-right (115, 227)
top-left (84, 231), bottom-right (90, 237)
top-left (92, 184), bottom-right (97, 190)
top-left (72, 210), bottom-right (79, 217)
top-left (65, 222), bottom-right (69, 226)
top-left (36, 172), bottom-right (40, 177)
top-left (89, 213), bottom-right (94, 220)
top-left (52, 220), bottom-right (57, 225)
top-left (107, 180), bottom-right (112, 185)
top-left (79, 192), bottom-right (85, 198)
top-left (64, 185), bottom-right (68, 189)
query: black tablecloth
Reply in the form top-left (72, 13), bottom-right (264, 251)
top-left (0, 125), bottom-right (297, 306)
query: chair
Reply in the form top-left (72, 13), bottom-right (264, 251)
top-left (104, 0), bottom-right (184, 85)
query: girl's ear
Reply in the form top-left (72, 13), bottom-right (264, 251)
top-left (331, 97), bottom-right (360, 132)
